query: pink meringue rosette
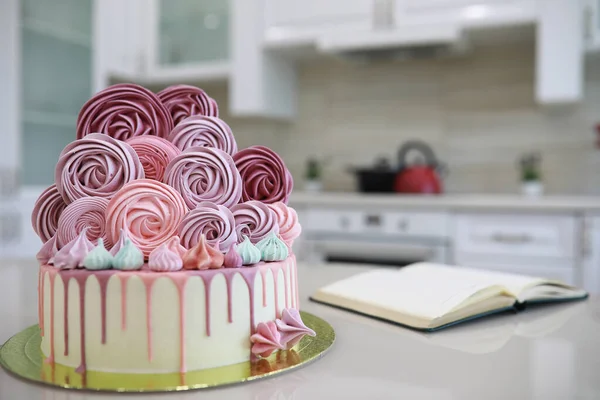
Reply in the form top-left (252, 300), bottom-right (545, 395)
top-left (164, 147), bottom-right (242, 209)
top-left (126, 136), bottom-right (181, 181)
top-left (250, 321), bottom-right (285, 358)
top-left (31, 184), bottom-right (67, 243)
top-left (167, 115), bottom-right (237, 156)
top-left (178, 201), bottom-right (237, 252)
top-left (53, 229), bottom-right (95, 270)
top-left (55, 197), bottom-right (111, 249)
top-left (275, 308), bottom-right (316, 349)
top-left (268, 202), bottom-right (302, 248)
top-left (105, 179), bottom-right (188, 258)
top-left (233, 145), bottom-right (293, 204)
top-left (76, 83), bottom-right (174, 140)
top-left (157, 84), bottom-right (219, 125)
top-left (55, 133), bottom-right (144, 203)
top-left (230, 201), bottom-right (279, 244)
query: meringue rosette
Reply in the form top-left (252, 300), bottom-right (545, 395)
top-left (167, 115), bottom-right (237, 155)
top-left (157, 84), bottom-right (219, 125)
top-left (178, 201), bottom-right (237, 252)
top-left (233, 145), bottom-right (293, 204)
top-left (105, 179), bottom-right (188, 258)
top-left (250, 321), bottom-right (285, 358)
top-left (126, 136), bottom-right (181, 181)
top-left (55, 133), bottom-right (144, 203)
top-left (76, 83), bottom-right (173, 140)
top-left (31, 184), bottom-right (67, 243)
top-left (230, 201), bottom-right (279, 244)
top-left (275, 308), bottom-right (316, 349)
top-left (164, 146), bottom-right (242, 209)
top-left (55, 197), bottom-right (111, 249)
top-left (268, 202), bottom-right (302, 248)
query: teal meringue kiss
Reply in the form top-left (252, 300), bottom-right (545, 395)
top-left (83, 238), bottom-right (114, 270)
top-left (256, 232), bottom-right (288, 262)
top-left (112, 238), bottom-right (144, 270)
top-left (235, 236), bottom-right (261, 266)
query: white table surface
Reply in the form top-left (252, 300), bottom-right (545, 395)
top-left (2, 260), bottom-right (600, 400)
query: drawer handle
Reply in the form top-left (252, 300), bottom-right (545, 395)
top-left (491, 233), bottom-right (532, 244)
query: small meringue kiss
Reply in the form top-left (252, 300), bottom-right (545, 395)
top-left (182, 234), bottom-right (224, 270)
top-left (148, 242), bottom-right (183, 272)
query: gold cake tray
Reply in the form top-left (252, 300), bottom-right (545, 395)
top-left (0, 311), bottom-right (334, 393)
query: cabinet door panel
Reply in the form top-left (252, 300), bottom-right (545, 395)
top-left (158, 0), bottom-right (229, 66)
top-left (265, 0), bottom-right (372, 27)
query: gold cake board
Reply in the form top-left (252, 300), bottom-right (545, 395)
top-left (0, 311), bottom-right (334, 392)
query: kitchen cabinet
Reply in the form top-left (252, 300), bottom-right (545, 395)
top-left (583, 0), bottom-right (600, 52)
top-left (18, 0), bottom-right (94, 186)
top-left (453, 213), bottom-right (580, 284)
top-left (0, 0), bottom-right (94, 258)
top-left (264, 0), bottom-right (373, 48)
top-left (95, 0), bottom-right (229, 88)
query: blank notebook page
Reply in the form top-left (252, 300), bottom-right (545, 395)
top-left (316, 263), bottom-right (542, 320)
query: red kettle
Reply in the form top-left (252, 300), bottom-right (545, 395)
top-left (394, 141), bottom-right (445, 194)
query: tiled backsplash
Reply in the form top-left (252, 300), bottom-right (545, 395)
top-left (203, 42), bottom-right (600, 195)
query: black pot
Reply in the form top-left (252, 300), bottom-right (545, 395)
top-left (348, 158), bottom-right (397, 193)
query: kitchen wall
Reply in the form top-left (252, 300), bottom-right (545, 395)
top-left (193, 41), bottom-right (600, 195)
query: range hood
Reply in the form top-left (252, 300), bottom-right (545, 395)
top-left (316, 0), bottom-right (469, 60)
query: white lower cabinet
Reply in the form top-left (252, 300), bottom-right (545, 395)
top-left (453, 213), bottom-right (581, 286)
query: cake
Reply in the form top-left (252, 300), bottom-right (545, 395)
top-left (32, 83), bottom-right (314, 375)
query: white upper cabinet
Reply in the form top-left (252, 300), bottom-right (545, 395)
top-left (583, 0), bottom-right (600, 52)
top-left (264, 0), bottom-right (373, 48)
top-left (95, 0), bottom-right (229, 90)
top-left (395, 0), bottom-right (537, 27)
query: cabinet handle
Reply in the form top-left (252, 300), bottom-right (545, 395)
top-left (584, 4), bottom-right (594, 42)
top-left (490, 233), bottom-right (532, 244)
top-left (398, 219), bottom-right (409, 231)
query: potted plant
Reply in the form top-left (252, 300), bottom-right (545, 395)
top-left (519, 152), bottom-right (543, 197)
top-left (304, 158), bottom-right (323, 192)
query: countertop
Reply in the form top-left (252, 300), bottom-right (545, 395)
top-left (289, 192), bottom-right (600, 212)
top-left (2, 260), bottom-right (600, 399)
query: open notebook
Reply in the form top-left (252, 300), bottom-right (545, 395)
top-left (310, 262), bottom-right (588, 332)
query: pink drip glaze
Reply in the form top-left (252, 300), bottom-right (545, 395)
top-left (48, 270), bottom-right (57, 364)
top-left (225, 274), bottom-right (234, 323)
top-left (95, 274), bottom-right (111, 344)
top-left (168, 274), bottom-right (188, 373)
top-left (260, 269), bottom-right (268, 307)
top-left (39, 257), bottom-right (295, 373)
top-left (198, 274), bottom-right (214, 336)
top-left (39, 271), bottom-right (45, 336)
top-left (268, 265), bottom-right (280, 318)
top-left (61, 274), bottom-right (70, 356)
top-left (137, 274), bottom-right (156, 362)
top-left (118, 275), bottom-right (130, 330)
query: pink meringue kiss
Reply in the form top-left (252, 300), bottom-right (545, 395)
top-left (126, 136), bottom-right (181, 181)
top-left (230, 201), bottom-right (279, 244)
top-left (164, 147), bottom-right (242, 209)
top-left (275, 308), bottom-right (316, 349)
top-left (250, 320), bottom-right (285, 358)
top-left (167, 115), bottom-right (237, 156)
top-left (31, 184), bottom-right (67, 243)
top-left (178, 201), bottom-right (237, 252)
top-left (148, 243), bottom-right (183, 272)
top-left (157, 84), bottom-right (219, 125)
top-left (55, 133), bottom-right (144, 203)
top-left (55, 197), bottom-right (111, 249)
top-left (268, 202), bottom-right (301, 248)
top-left (37, 235), bottom-right (58, 265)
top-left (105, 179), bottom-right (188, 258)
top-left (166, 236), bottom-right (188, 259)
top-left (76, 83), bottom-right (174, 141)
top-left (223, 245), bottom-right (243, 268)
top-left (53, 230), bottom-right (95, 270)
top-left (182, 235), bottom-right (224, 270)
top-left (233, 145), bottom-right (293, 204)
